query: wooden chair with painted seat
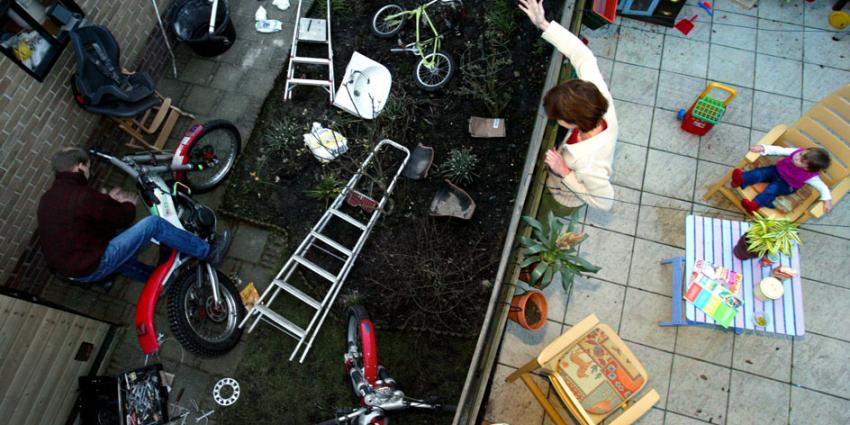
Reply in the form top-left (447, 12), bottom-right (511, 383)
top-left (704, 84), bottom-right (850, 223)
top-left (505, 314), bottom-right (660, 425)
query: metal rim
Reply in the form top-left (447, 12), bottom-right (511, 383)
top-left (416, 52), bottom-right (452, 88)
top-left (183, 279), bottom-right (239, 344)
top-left (213, 377), bottom-right (240, 406)
top-left (372, 5), bottom-right (404, 36)
top-left (346, 313), bottom-right (364, 369)
top-left (187, 129), bottom-right (238, 188)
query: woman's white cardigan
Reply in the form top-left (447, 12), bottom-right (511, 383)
top-left (542, 22), bottom-right (617, 211)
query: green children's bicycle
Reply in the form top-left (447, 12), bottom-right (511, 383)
top-left (371, 0), bottom-right (463, 91)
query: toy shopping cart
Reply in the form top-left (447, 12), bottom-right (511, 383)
top-left (677, 83), bottom-right (737, 136)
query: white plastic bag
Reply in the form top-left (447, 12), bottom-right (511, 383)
top-left (273, 0), bottom-right (291, 11)
top-left (255, 5), bottom-right (267, 21)
top-left (303, 122), bottom-right (348, 163)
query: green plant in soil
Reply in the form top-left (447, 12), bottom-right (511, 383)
top-left (436, 147), bottom-right (479, 185)
top-left (744, 214), bottom-right (801, 258)
top-left (532, 37), bottom-right (552, 57)
top-left (519, 210), bottom-right (601, 291)
top-left (454, 38), bottom-right (513, 117)
top-left (484, 0), bottom-right (518, 40)
top-left (313, 0), bottom-right (350, 16)
top-left (305, 173), bottom-right (345, 207)
top-left (265, 117), bottom-right (303, 158)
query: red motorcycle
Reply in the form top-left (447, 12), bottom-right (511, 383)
top-left (90, 121), bottom-right (245, 357)
top-left (317, 306), bottom-right (455, 424)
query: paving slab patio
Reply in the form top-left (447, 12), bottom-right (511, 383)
top-left (485, 1), bottom-right (850, 423)
top-left (35, 1), bottom-right (310, 420)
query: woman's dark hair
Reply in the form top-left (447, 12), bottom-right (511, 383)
top-left (51, 147), bottom-right (90, 173)
top-left (543, 79), bottom-right (608, 132)
top-left (803, 147), bottom-right (831, 172)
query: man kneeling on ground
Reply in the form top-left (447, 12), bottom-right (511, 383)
top-left (37, 147), bottom-right (230, 284)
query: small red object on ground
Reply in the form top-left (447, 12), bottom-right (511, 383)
top-left (674, 15), bottom-right (698, 36)
top-left (591, 0), bottom-right (618, 24)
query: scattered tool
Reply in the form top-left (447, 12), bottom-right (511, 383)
top-left (674, 15), bottom-right (698, 36)
top-left (677, 82), bottom-right (737, 136)
top-left (698, 1), bottom-right (713, 16)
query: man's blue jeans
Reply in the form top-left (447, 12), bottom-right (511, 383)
top-left (77, 216), bottom-right (210, 283)
top-left (741, 165), bottom-right (795, 208)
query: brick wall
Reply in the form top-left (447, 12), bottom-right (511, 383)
top-left (0, 0), bottom-right (176, 292)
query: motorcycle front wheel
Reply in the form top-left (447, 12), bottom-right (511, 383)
top-left (167, 265), bottom-right (245, 357)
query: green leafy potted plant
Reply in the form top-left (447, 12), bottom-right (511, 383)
top-left (518, 210), bottom-right (601, 291)
top-left (733, 214), bottom-right (801, 261)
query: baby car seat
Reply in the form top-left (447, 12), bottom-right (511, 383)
top-left (69, 25), bottom-right (159, 117)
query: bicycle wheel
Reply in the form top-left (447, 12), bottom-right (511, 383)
top-left (413, 50), bottom-right (455, 91)
top-left (167, 265), bottom-right (245, 357)
top-left (371, 4), bottom-right (406, 38)
top-left (183, 120), bottom-right (241, 194)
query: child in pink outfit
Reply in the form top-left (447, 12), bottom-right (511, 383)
top-left (731, 145), bottom-right (833, 214)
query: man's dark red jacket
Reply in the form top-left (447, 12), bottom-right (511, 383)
top-left (37, 171), bottom-right (136, 277)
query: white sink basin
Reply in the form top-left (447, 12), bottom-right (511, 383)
top-left (334, 52), bottom-right (392, 119)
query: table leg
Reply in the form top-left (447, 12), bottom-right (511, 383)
top-left (659, 256), bottom-right (690, 327)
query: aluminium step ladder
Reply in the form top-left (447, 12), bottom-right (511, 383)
top-left (239, 140), bottom-right (411, 363)
top-left (284, 0), bottom-right (335, 102)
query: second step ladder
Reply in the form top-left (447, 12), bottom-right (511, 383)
top-left (239, 140), bottom-right (410, 363)
top-left (284, 0), bottom-right (335, 102)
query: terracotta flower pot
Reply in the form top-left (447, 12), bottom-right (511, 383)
top-left (518, 262), bottom-right (546, 288)
top-left (508, 290), bottom-right (547, 331)
top-left (733, 236), bottom-right (759, 260)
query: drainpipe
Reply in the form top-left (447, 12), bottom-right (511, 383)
top-left (452, 0), bottom-right (587, 423)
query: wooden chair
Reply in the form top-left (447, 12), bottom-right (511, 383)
top-left (704, 84), bottom-right (850, 223)
top-left (505, 314), bottom-right (660, 425)
top-left (113, 92), bottom-right (195, 152)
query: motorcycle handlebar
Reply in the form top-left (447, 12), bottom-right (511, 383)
top-left (89, 148), bottom-right (198, 178)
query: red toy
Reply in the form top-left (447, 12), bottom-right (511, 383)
top-left (677, 82), bottom-right (737, 136)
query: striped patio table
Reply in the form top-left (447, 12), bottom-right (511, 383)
top-left (682, 215), bottom-right (805, 336)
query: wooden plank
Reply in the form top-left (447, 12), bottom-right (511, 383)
top-left (19, 310), bottom-right (105, 425)
top-left (39, 315), bottom-right (95, 425)
top-left (0, 298), bottom-right (30, 364)
top-left (47, 318), bottom-right (110, 425)
top-left (797, 118), bottom-right (850, 165)
top-left (21, 312), bottom-right (86, 425)
top-left (5, 308), bottom-right (67, 425)
top-left (0, 308), bottom-right (59, 417)
top-left (0, 300), bottom-right (43, 393)
top-left (820, 92), bottom-right (850, 121)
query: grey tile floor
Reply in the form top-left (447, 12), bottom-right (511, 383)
top-left (485, 1), bottom-right (850, 424)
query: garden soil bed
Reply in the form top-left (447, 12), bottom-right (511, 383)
top-left (219, 0), bottom-right (561, 423)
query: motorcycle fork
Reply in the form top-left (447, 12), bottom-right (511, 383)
top-left (197, 262), bottom-right (222, 305)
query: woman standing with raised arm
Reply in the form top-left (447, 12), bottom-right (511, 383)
top-left (519, 0), bottom-right (617, 211)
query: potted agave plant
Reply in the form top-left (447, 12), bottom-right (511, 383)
top-left (733, 214), bottom-right (801, 261)
top-left (517, 210), bottom-right (601, 291)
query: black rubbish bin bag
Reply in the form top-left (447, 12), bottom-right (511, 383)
top-left (171, 0), bottom-right (236, 57)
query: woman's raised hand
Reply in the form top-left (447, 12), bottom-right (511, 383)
top-left (518, 0), bottom-right (549, 31)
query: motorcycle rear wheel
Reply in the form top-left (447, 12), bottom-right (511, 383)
top-left (167, 265), bottom-right (245, 357)
top-left (183, 120), bottom-right (241, 194)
